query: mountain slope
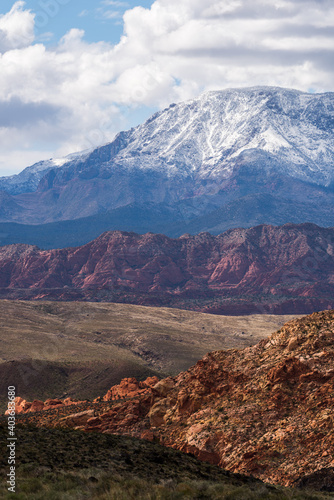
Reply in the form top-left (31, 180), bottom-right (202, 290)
top-left (1, 425), bottom-right (316, 500)
top-left (0, 149), bottom-right (92, 196)
top-left (77, 309), bottom-right (334, 487)
top-left (0, 203), bottom-right (179, 249)
top-left (11, 310), bottom-right (334, 488)
top-left (0, 223), bottom-right (333, 314)
top-left (0, 300), bottom-right (290, 406)
top-left (0, 86), bottom-right (333, 230)
top-left (1, 187), bottom-right (334, 250)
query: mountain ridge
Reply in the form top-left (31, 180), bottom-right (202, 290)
top-left (0, 86), bottom-right (333, 234)
top-left (18, 86), bottom-right (334, 187)
top-left (0, 223), bottom-right (333, 315)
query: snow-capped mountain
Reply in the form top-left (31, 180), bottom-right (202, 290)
top-left (0, 86), bottom-right (333, 241)
top-left (0, 149), bottom-right (93, 195)
top-left (91, 86), bottom-right (334, 186)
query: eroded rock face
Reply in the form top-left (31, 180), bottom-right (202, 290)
top-left (79, 310), bottom-right (334, 486)
top-left (59, 410), bottom-right (95, 428)
top-left (0, 224), bottom-right (333, 314)
top-left (7, 311), bottom-right (334, 487)
top-left (5, 396), bottom-right (81, 415)
top-left (101, 376), bottom-right (159, 401)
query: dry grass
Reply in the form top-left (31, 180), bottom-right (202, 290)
top-left (0, 300), bottom-right (296, 403)
top-left (0, 424), bottom-right (331, 500)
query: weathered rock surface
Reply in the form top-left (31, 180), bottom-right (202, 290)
top-left (5, 396), bottom-right (81, 415)
top-left (77, 310), bottom-right (334, 486)
top-left (0, 223), bottom-right (333, 314)
top-left (59, 410), bottom-right (95, 428)
top-left (99, 376), bottom-right (159, 402)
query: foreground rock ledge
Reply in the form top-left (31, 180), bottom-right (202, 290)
top-left (12, 310), bottom-right (334, 487)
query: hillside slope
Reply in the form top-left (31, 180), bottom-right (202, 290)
top-left (0, 300), bottom-right (290, 405)
top-left (13, 310), bottom-right (334, 488)
top-left (36, 310), bottom-right (333, 488)
top-left (0, 223), bottom-right (333, 314)
top-left (1, 425), bottom-right (326, 499)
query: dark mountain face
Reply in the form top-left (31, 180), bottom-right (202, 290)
top-left (0, 223), bottom-right (333, 315)
top-left (0, 86), bottom-right (333, 243)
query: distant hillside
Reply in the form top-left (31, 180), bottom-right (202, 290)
top-left (0, 192), bottom-right (333, 249)
top-left (0, 223), bottom-right (333, 314)
top-left (0, 300), bottom-right (290, 405)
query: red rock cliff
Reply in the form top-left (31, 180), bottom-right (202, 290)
top-left (0, 224), bottom-right (333, 314)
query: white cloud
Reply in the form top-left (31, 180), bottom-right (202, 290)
top-left (102, 1), bottom-right (129, 7)
top-left (0, 1), bottom-right (34, 52)
top-left (96, 0), bottom-right (129, 22)
top-left (0, 0), bottom-right (333, 175)
top-left (78, 10), bottom-right (89, 18)
top-left (115, 0), bottom-right (334, 102)
top-left (101, 10), bottom-right (122, 20)
top-left (0, 148), bottom-right (55, 176)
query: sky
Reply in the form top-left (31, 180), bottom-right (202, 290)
top-left (0, 0), bottom-right (333, 176)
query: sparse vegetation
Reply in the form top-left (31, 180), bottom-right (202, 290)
top-left (0, 425), bottom-right (332, 499)
top-left (0, 300), bottom-right (294, 405)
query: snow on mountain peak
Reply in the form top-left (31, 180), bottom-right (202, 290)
top-left (0, 148), bottom-right (93, 195)
top-left (1, 86), bottom-right (334, 196)
top-left (107, 86), bottom-right (334, 186)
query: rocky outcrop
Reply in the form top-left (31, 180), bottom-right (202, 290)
top-left (5, 396), bottom-right (81, 415)
top-left (59, 410), bottom-right (95, 428)
top-left (99, 376), bottom-right (159, 402)
top-left (0, 224), bottom-right (333, 314)
top-left (77, 310), bottom-right (334, 486)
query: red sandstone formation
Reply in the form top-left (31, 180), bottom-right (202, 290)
top-left (78, 310), bottom-right (334, 486)
top-left (5, 311), bottom-right (334, 486)
top-left (0, 224), bottom-right (333, 314)
top-left (5, 396), bottom-right (80, 415)
top-left (4, 377), bottom-right (160, 415)
top-left (99, 376), bottom-right (159, 402)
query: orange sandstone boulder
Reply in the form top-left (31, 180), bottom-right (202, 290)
top-left (102, 376), bottom-right (159, 401)
top-left (28, 400), bottom-right (45, 412)
top-left (3, 396), bottom-right (82, 415)
top-left (44, 399), bottom-right (63, 407)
